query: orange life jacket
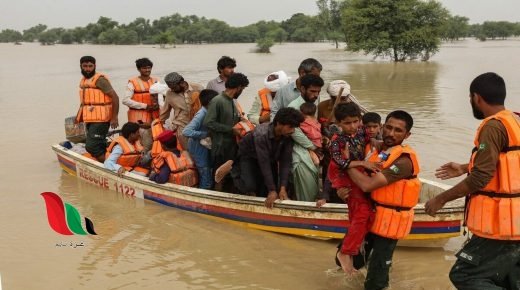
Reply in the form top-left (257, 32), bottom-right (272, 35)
top-left (152, 151), bottom-right (198, 187)
top-left (367, 144), bottom-right (421, 239)
top-left (127, 76), bottom-right (159, 124)
top-left (466, 110), bottom-right (520, 240)
top-left (189, 91), bottom-right (201, 120)
top-left (106, 136), bottom-right (144, 171)
top-left (76, 73), bottom-right (113, 123)
top-left (233, 101), bottom-right (255, 140)
top-left (151, 119), bottom-right (165, 158)
top-left (258, 88), bottom-right (272, 117)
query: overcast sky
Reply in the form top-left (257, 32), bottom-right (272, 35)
top-left (1, 0), bottom-right (518, 31)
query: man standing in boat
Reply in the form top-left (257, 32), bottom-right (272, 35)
top-left (269, 58), bottom-right (322, 121)
top-left (425, 72), bottom-right (520, 289)
top-left (338, 110), bottom-right (420, 290)
top-left (122, 57), bottom-right (159, 152)
top-left (204, 73), bottom-right (249, 192)
top-left (206, 56), bottom-right (236, 94)
top-left (75, 56), bottom-right (120, 162)
top-left (160, 72), bottom-right (203, 150)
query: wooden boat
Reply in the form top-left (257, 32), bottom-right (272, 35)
top-left (53, 144), bottom-right (464, 244)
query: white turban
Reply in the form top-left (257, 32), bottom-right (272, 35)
top-left (327, 80), bottom-right (351, 97)
top-left (264, 71), bottom-right (290, 92)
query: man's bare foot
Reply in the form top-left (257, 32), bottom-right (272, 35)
top-left (336, 252), bottom-right (358, 275)
top-left (215, 160), bottom-right (233, 183)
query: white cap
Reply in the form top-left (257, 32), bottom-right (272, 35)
top-left (327, 80), bottom-right (351, 97)
top-left (264, 71), bottom-right (290, 92)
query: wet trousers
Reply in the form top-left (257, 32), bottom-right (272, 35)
top-left (449, 235), bottom-right (520, 290)
top-left (340, 193), bottom-right (373, 255)
top-left (352, 233), bottom-right (398, 290)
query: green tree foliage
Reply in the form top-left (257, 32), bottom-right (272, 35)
top-left (267, 28), bottom-right (288, 44)
top-left (256, 37), bottom-right (275, 53)
top-left (0, 29), bottom-right (23, 43)
top-left (316, 0), bottom-right (345, 48)
top-left (22, 24), bottom-right (47, 42)
top-left (440, 15), bottom-right (469, 41)
top-left (481, 21), bottom-right (516, 40)
top-left (282, 13), bottom-right (321, 42)
top-left (342, 0), bottom-right (449, 61)
top-left (152, 31), bottom-right (175, 48)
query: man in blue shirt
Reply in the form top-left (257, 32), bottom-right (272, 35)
top-left (182, 89), bottom-right (219, 189)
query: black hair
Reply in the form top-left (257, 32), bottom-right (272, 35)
top-left (362, 112), bottom-right (382, 124)
top-left (199, 89), bottom-right (219, 107)
top-left (80, 56), bottom-right (96, 64)
top-left (162, 135), bottom-right (177, 149)
top-left (273, 107), bottom-right (305, 127)
top-left (121, 122), bottom-right (140, 139)
top-left (300, 102), bottom-right (317, 116)
top-left (469, 72), bottom-right (506, 105)
top-left (225, 73), bottom-right (249, 89)
top-left (300, 74), bottom-right (324, 89)
top-left (385, 110), bottom-right (414, 132)
top-left (298, 58), bottom-right (322, 74)
top-left (334, 102), bottom-right (361, 122)
top-left (217, 56), bottom-right (236, 74)
top-left (135, 58), bottom-right (153, 69)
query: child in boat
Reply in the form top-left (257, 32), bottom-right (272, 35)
top-left (327, 103), bottom-right (381, 275)
top-left (149, 130), bottom-right (198, 187)
top-left (362, 112), bottom-right (383, 140)
top-left (299, 102), bottom-right (322, 165)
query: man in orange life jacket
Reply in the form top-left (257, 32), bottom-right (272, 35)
top-left (425, 72), bottom-right (520, 290)
top-left (122, 58), bottom-right (159, 151)
top-left (104, 122), bottom-right (146, 177)
top-left (75, 56), bottom-right (120, 162)
top-left (338, 110), bottom-right (419, 290)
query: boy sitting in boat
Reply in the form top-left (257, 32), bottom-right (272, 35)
top-left (149, 130), bottom-right (198, 187)
top-left (299, 102), bottom-right (322, 166)
top-left (326, 103), bottom-right (381, 274)
top-left (104, 122), bottom-right (149, 177)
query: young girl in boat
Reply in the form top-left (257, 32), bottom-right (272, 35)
top-left (327, 103), bottom-right (381, 275)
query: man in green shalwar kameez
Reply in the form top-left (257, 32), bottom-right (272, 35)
top-left (287, 74), bottom-right (324, 201)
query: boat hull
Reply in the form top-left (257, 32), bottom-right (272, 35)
top-left (54, 145), bottom-right (464, 242)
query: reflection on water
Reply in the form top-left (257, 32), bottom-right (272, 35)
top-left (2, 40), bottom-right (520, 289)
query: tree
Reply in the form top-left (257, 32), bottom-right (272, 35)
top-left (441, 15), bottom-right (469, 41)
top-left (267, 28), bottom-right (288, 44)
top-left (316, 0), bottom-right (344, 48)
top-left (282, 13), bottom-right (321, 42)
top-left (0, 29), bottom-right (23, 43)
top-left (152, 31), bottom-right (175, 48)
top-left (39, 30), bottom-right (59, 45)
top-left (255, 37), bottom-right (274, 53)
top-left (342, 0), bottom-right (449, 61)
top-left (22, 24), bottom-right (47, 42)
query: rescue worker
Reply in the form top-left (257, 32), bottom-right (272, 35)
top-left (104, 122), bottom-right (148, 177)
top-left (75, 56), bottom-right (120, 162)
top-left (425, 72), bottom-right (520, 290)
top-left (122, 57), bottom-right (159, 151)
top-left (339, 110), bottom-right (420, 290)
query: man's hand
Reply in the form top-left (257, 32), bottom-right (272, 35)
top-left (424, 196), bottom-right (446, 217)
top-left (110, 117), bottom-right (119, 129)
top-left (278, 187), bottom-right (289, 201)
top-left (232, 127), bottom-right (242, 136)
top-left (435, 162), bottom-right (467, 180)
top-left (117, 167), bottom-right (126, 177)
top-left (259, 114), bottom-right (270, 124)
top-left (360, 161), bottom-right (382, 172)
top-left (336, 187), bottom-right (350, 202)
top-left (265, 191), bottom-right (278, 209)
top-left (316, 199), bottom-right (327, 208)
